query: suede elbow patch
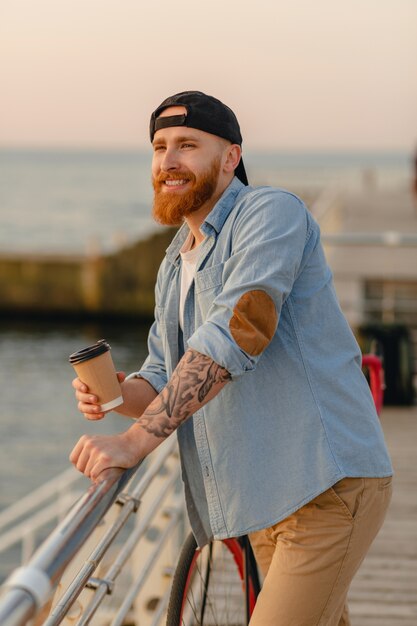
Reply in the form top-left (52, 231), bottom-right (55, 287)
top-left (229, 290), bottom-right (278, 356)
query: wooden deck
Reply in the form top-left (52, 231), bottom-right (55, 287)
top-left (348, 406), bottom-right (417, 625)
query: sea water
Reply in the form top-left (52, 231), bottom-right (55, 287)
top-left (0, 148), bottom-right (412, 254)
top-left (0, 319), bottom-right (150, 510)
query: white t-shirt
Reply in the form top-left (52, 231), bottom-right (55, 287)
top-left (179, 232), bottom-right (202, 331)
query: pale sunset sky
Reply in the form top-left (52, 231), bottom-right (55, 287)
top-left (1, 0), bottom-right (416, 151)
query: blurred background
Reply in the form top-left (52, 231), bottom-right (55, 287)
top-left (0, 0), bottom-right (416, 507)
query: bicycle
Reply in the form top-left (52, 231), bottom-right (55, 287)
top-left (166, 531), bottom-right (261, 625)
top-left (166, 353), bottom-right (384, 625)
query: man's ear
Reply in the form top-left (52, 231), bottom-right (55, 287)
top-left (223, 144), bottom-right (242, 175)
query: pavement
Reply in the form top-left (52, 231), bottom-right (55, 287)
top-left (348, 406), bottom-right (417, 625)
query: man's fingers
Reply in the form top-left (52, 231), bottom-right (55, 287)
top-left (92, 465), bottom-right (125, 484)
top-left (84, 411), bottom-right (105, 421)
top-left (70, 435), bottom-right (98, 471)
top-left (75, 448), bottom-right (93, 474)
top-left (72, 377), bottom-right (89, 393)
top-left (73, 380), bottom-right (103, 420)
top-left (70, 435), bottom-right (121, 480)
top-left (70, 436), bottom-right (99, 476)
top-left (85, 452), bottom-right (113, 480)
top-left (116, 371), bottom-right (126, 383)
top-left (69, 435), bottom-right (86, 465)
top-left (75, 390), bottom-right (98, 404)
top-left (72, 377), bottom-right (107, 421)
top-left (77, 400), bottom-right (99, 412)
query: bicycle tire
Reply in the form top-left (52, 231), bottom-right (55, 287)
top-left (166, 532), bottom-right (260, 626)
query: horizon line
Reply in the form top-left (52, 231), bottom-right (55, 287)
top-left (0, 145), bottom-right (413, 157)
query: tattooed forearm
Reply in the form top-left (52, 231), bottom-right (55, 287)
top-left (137, 349), bottom-right (231, 439)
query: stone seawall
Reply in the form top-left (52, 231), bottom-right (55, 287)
top-left (0, 228), bottom-right (176, 319)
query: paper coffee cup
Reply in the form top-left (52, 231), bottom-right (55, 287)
top-left (69, 339), bottom-right (123, 411)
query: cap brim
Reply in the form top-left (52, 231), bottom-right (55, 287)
top-left (235, 158), bottom-right (249, 186)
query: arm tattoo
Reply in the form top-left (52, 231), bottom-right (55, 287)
top-left (137, 349), bottom-right (231, 439)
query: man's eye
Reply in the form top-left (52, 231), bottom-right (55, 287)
top-left (154, 145), bottom-right (165, 152)
top-left (181, 143), bottom-right (195, 149)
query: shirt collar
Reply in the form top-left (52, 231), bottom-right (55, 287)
top-left (165, 177), bottom-right (245, 265)
top-left (201, 177), bottom-right (245, 236)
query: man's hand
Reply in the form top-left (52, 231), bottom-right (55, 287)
top-left (69, 428), bottom-right (142, 481)
top-left (72, 372), bottom-right (126, 420)
top-left (70, 349), bottom-right (231, 481)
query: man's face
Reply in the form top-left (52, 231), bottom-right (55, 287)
top-left (151, 106), bottom-right (227, 226)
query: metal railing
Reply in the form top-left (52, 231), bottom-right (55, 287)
top-left (0, 469), bottom-right (85, 569)
top-left (0, 437), bottom-right (184, 626)
top-left (322, 232), bottom-right (417, 246)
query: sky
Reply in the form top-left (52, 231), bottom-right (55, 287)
top-left (1, 0), bottom-right (416, 152)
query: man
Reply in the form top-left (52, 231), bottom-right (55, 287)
top-left (70, 91), bottom-right (393, 625)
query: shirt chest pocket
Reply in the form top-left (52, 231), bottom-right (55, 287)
top-left (195, 262), bottom-right (225, 319)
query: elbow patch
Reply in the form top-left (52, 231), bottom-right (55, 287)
top-left (229, 290), bottom-right (278, 356)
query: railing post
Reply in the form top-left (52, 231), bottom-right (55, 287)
top-left (21, 529), bottom-right (35, 567)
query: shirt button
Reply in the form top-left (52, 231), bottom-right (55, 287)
top-left (204, 466), bottom-right (210, 477)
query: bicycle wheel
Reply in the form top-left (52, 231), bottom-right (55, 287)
top-left (166, 532), bottom-right (260, 626)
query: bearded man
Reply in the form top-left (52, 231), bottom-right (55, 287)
top-left (70, 91), bottom-right (393, 625)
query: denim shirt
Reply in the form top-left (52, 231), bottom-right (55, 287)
top-left (137, 177), bottom-right (393, 546)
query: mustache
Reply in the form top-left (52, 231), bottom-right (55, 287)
top-left (153, 170), bottom-right (196, 185)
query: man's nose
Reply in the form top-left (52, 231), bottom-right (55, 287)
top-left (160, 148), bottom-right (180, 171)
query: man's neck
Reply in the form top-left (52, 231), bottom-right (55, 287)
top-left (184, 176), bottom-right (233, 246)
top-left (184, 208), bottom-right (211, 247)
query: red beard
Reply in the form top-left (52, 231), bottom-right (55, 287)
top-left (152, 157), bottom-right (221, 226)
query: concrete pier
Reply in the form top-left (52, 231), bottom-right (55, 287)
top-left (0, 227), bottom-right (176, 319)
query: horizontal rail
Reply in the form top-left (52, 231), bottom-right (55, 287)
top-left (0, 437), bottom-right (177, 626)
top-left (0, 493), bottom-right (76, 554)
top-left (0, 468), bottom-right (80, 532)
top-left (322, 232), bottom-right (417, 246)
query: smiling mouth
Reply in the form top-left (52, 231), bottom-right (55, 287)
top-left (164, 179), bottom-right (189, 187)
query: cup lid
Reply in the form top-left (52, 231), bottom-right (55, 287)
top-left (69, 339), bottom-right (110, 365)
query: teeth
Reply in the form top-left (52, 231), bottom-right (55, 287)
top-left (165, 179), bottom-right (187, 186)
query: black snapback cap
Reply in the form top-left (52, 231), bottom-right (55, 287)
top-left (150, 91), bottom-right (248, 186)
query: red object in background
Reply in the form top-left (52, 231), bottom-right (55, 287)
top-left (362, 354), bottom-right (384, 415)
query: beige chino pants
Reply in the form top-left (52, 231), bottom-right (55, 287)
top-left (248, 476), bottom-right (393, 626)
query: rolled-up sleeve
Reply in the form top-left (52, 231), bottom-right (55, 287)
top-left (187, 190), bottom-right (308, 378)
top-left (134, 264), bottom-right (168, 393)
